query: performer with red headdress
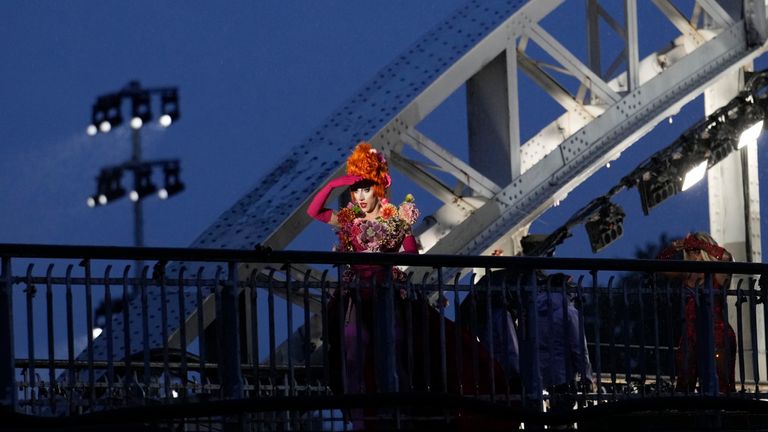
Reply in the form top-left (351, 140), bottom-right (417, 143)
top-left (657, 232), bottom-right (736, 393)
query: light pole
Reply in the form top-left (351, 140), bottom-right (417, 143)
top-left (86, 81), bottom-right (184, 279)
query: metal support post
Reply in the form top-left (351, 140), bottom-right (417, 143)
top-left (0, 257), bottom-right (15, 409)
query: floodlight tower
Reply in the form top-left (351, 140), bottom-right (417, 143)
top-left (86, 81), bottom-right (183, 272)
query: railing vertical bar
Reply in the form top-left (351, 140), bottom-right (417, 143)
top-left (735, 279), bottom-right (746, 392)
top-left (320, 269), bottom-right (330, 397)
top-left (82, 259), bottom-right (96, 410)
top-left (25, 264), bottom-right (36, 413)
top-left (284, 265), bottom-right (295, 396)
top-left (527, 270), bottom-right (542, 411)
top-left (302, 270), bottom-right (312, 388)
top-left (622, 279), bottom-right (631, 392)
top-left (749, 277), bottom-right (760, 395)
top-left (420, 273), bottom-right (431, 393)
top-left (403, 272), bottom-right (414, 394)
top-left (575, 276), bottom-right (587, 407)
top-left (0, 256), bottom-right (15, 410)
top-left (177, 266), bottom-right (188, 402)
top-left (699, 273), bottom-right (717, 395)
top-left (103, 265), bottom-right (115, 406)
top-left (45, 264), bottom-right (55, 412)
top-left (680, 279), bottom-right (689, 396)
top-left (248, 269), bottom-right (260, 399)
top-left (195, 267), bottom-right (207, 395)
top-left (514, 273), bottom-right (526, 407)
top-left (353, 275), bottom-right (364, 397)
top-left (436, 267), bottom-right (448, 396)
top-left (761, 274), bottom-right (768, 396)
top-left (482, 267), bottom-right (494, 401)
top-left (592, 272), bottom-right (604, 405)
top-left (221, 261), bottom-right (244, 401)
top-left (267, 269), bottom-right (278, 396)
top-left (315, 268), bottom-right (328, 431)
top-left (606, 275), bottom-right (616, 399)
top-left (560, 275), bottom-right (573, 402)
top-left (652, 276), bottom-right (661, 396)
top-left (139, 265), bottom-right (152, 401)
top-left (334, 264), bottom-right (348, 426)
top-left (547, 277), bottom-right (555, 398)
top-left (721, 271), bottom-right (731, 394)
top-left (500, 272), bottom-right (511, 402)
top-left (469, 274), bottom-right (479, 396)
top-left (64, 265), bottom-right (75, 414)
top-left (380, 264), bottom-right (399, 426)
top-left (664, 279), bottom-right (674, 397)
top-left (214, 265), bottom-right (224, 395)
top-left (159, 263), bottom-right (171, 401)
top-left (452, 273), bottom-right (463, 397)
top-left (121, 266), bottom-right (132, 405)
top-left (637, 279), bottom-right (646, 396)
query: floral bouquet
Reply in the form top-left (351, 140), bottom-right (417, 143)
top-left (335, 194), bottom-right (420, 253)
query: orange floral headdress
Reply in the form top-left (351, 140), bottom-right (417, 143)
top-left (345, 141), bottom-right (391, 199)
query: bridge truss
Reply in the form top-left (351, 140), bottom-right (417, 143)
top-left (88, 0), bottom-right (768, 377)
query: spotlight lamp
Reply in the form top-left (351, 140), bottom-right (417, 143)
top-left (102, 94), bottom-right (123, 133)
top-left (696, 119), bottom-right (736, 166)
top-left (158, 160), bottom-right (185, 199)
top-left (88, 97), bottom-right (109, 136)
top-left (129, 163), bottom-right (157, 202)
top-left (88, 167), bottom-right (125, 207)
top-left (585, 202), bottom-right (625, 253)
top-left (637, 157), bottom-right (678, 215)
top-left (731, 97), bottom-right (766, 149)
top-left (130, 90), bottom-right (152, 130)
top-left (86, 83), bottom-right (179, 135)
top-left (159, 89), bottom-right (180, 128)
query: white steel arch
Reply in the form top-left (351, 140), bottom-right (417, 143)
top-left (86, 0), bottom-right (768, 370)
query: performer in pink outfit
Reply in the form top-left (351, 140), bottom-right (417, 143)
top-left (308, 142), bottom-right (510, 430)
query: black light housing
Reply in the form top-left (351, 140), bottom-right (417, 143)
top-left (585, 202), bottom-right (625, 253)
top-left (158, 160), bottom-right (184, 199)
top-left (91, 167), bottom-right (125, 206)
top-left (158, 89), bottom-right (180, 127)
top-left (129, 163), bottom-right (157, 202)
top-left (101, 94), bottom-right (123, 133)
top-left (88, 97), bottom-right (110, 136)
top-left (130, 90), bottom-right (152, 130)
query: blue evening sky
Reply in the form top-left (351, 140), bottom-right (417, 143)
top-left (1, 1), bottom-right (766, 260)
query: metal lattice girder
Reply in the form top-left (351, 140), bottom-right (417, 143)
top-left (84, 0), bottom-right (768, 365)
top-left (426, 22), bottom-right (765, 261)
top-left (85, 0), bottom-right (539, 364)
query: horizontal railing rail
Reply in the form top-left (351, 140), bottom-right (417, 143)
top-left (1, 243), bottom-right (767, 430)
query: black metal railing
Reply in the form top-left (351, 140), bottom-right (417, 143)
top-left (2, 243), bottom-right (768, 430)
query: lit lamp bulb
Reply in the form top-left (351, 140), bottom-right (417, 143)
top-left (129, 190), bottom-right (140, 202)
top-left (738, 120), bottom-right (764, 149)
top-left (99, 121), bottom-right (112, 133)
top-left (98, 194), bottom-right (108, 205)
top-left (86, 124), bottom-right (98, 136)
top-left (158, 188), bottom-right (169, 199)
top-left (86, 196), bottom-right (97, 208)
top-left (130, 117), bottom-right (143, 130)
top-left (158, 114), bottom-right (172, 128)
top-left (681, 160), bottom-right (708, 191)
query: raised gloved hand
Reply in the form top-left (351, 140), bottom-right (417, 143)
top-left (307, 175), bottom-right (363, 223)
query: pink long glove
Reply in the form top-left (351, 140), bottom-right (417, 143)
top-left (306, 175), bottom-right (362, 223)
